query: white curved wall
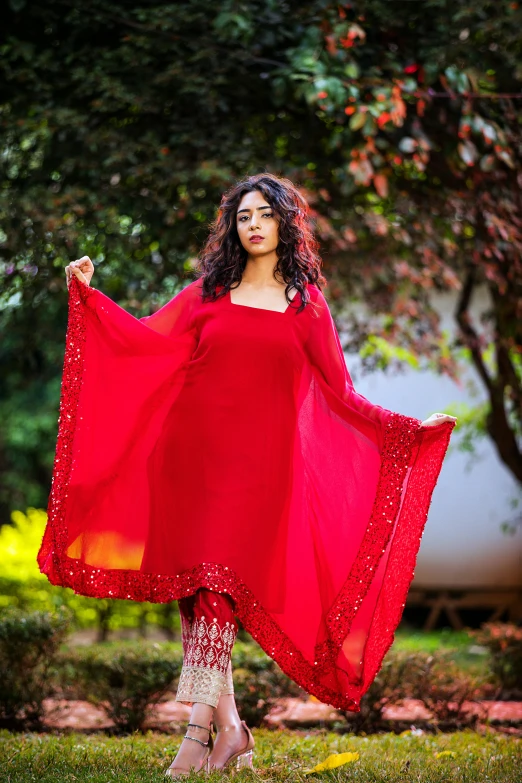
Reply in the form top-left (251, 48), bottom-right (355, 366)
top-left (343, 289), bottom-right (522, 588)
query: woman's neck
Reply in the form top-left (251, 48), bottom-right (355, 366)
top-left (241, 254), bottom-right (283, 288)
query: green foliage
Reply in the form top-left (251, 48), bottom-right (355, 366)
top-left (443, 401), bottom-right (489, 455)
top-left (393, 628), bottom-right (490, 677)
top-left (0, 508), bottom-right (181, 638)
top-left (57, 643), bottom-right (182, 733)
top-left (2, 0), bottom-right (522, 512)
top-left (227, 641), bottom-right (303, 726)
top-left (0, 608), bottom-right (510, 736)
top-left (1, 727), bottom-right (520, 782)
top-left (470, 623), bottom-right (522, 696)
top-left (407, 654), bottom-right (485, 731)
top-left (0, 508), bottom-right (48, 582)
top-left (344, 648), bottom-right (486, 733)
top-left (53, 639), bottom-right (301, 731)
top-left (0, 608), bottom-right (69, 730)
top-left (359, 335), bottom-right (420, 371)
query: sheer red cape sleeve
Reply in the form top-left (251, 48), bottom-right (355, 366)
top-left (38, 276), bottom-right (454, 711)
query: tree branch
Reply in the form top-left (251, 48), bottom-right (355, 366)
top-left (455, 269), bottom-right (494, 394)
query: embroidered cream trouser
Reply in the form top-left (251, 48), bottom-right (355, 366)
top-left (175, 588), bottom-right (238, 708)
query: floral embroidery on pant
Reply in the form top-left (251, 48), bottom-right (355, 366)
top-left (183, 615), bottom-right (236, 672)
top-left (177, 594), bottom-right (238, 707)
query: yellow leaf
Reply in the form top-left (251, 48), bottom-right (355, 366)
top-left (435, 751), bottom-right (456, 759)
top-left (349, 112), bottom-right (366, 131)
top-left (305, 752), bottom-right (360, 773)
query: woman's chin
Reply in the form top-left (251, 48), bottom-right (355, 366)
top-left (244, 244), bottom-right (276, 257)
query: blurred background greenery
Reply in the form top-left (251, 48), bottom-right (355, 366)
top-left (2, 0), bottom-right (522, 524)
top-left (1, 5), bottom-right (522, 747)
top-left (1, 509), bottom-right (520, 733)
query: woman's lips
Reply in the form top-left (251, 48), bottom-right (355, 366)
top-left (249, 236), bottom-right (264, 243)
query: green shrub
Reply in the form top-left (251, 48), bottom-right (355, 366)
top-left (231, 641), bottom-right (303, 726)
top-left (413, 653), bottom-right (483, 730)
top-left (0, 608), bottom-right (70, 730)
top-left (341, 649), bottom-right (484, 733)
top-left (1, 605), bottom-right (500, 736)
top-left (57, 643), bottom-right (183, 733)
top-left (0, 509), bottom-right (181, 640)
top-left (341, 649), bottom-right (430, 733)
top-left (470, 622), bottom-right (522, 697)
top-left (55, 639), bottom-right (301, 730)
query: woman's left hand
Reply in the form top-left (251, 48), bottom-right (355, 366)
top-left (420, 412), bottom-right (457, 427)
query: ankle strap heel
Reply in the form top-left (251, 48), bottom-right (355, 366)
top-left (210, 720), bottom-right (255, 772)
top-left (183, 722), bottom-right (213, 749)
top-left (164, 722), bottom-right (214, 778)
top-left (235, 748), bottom-right (254, 770)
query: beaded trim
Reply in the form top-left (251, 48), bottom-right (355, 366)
top-left (176, 666), bottom-right (226, 709)
top-left (38, 277), bottom-right (98, 585)
top-left (37, 277), bottom-right (454, 712)
top-left (325, 412), bottom-right (420, 642)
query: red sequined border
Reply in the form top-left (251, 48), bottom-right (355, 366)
top-left (38, 276), bottom-right (454, 712)
top-left (363, 422), bottom-right (453, 688)
top-left (38, 277), bottom-right (97, 585)
top-left (324, 412), bottom-right (420, 645)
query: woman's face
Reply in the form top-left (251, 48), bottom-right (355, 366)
top-left (236, 190), bottom-right (279, 257)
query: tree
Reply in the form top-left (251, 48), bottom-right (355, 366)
top-left (1, 0), bottom-right (521, 518)
top-left (282, 0), bottom-right (522, 482)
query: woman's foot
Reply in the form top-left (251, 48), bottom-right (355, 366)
top-left (207, 720), bottom-right (254, 771)
top-left (165, 723), bottom-right (212, 778)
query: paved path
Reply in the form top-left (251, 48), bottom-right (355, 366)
top-left (42, 697), bottom-right (522, 731)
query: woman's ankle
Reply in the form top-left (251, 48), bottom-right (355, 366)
top-left (213, 692), bottom-right (242, 729)
top-left (186, 723), bottom-right (211, 740)
top-left (215, 720), bottom-right (242, 732)
top-left (188, 702), bottom-right (214, 730)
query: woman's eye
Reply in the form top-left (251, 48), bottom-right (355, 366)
top-left (238, 213), bottom-right (273, 222)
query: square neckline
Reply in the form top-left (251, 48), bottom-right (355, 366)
top-left (228, 287), bottom-right (300, 314)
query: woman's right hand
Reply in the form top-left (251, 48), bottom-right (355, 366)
top-left (65, 255), bottom-right (94, 288)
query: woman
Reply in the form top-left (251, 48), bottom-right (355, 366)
top-left (39, 173), bottom-right (455, 777)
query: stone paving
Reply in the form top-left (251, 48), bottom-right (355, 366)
top-left (41, 696), bottom-right (522, 732)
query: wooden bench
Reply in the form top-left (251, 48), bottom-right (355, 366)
top-left (405, 587), bottom-right (522, 630)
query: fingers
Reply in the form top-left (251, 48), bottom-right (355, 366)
top-left (72, 266), bottom-right (88, 283)
top-left (65, 268), bottom-right (83, 288)
top-left (420, 414), bottom-right (458, 428)
top-left (65, 257), bottom-right (92, 287)
top-left (65, 260), bottom-right (80, 280)
top-left (65, 257), bottom-right (91, 272)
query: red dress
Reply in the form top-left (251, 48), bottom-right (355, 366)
top-left (38, 275), bottom-right (454, 711)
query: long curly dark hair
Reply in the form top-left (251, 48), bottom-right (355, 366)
top-left (194, 173), bottom-right (326, 313)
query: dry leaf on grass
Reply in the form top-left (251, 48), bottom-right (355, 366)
top-left (304, 751), bottom-right (360, 773)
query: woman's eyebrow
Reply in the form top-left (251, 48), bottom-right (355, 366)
top-left (237, 206), bottom-right (272, 215)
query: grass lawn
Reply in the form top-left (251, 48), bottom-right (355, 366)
top-left (1, 728), bottom-right (520, 782)
top-left (393, 628), bottom-right (475, 653)
top-left (392, 628), bottom-right (489, 677)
